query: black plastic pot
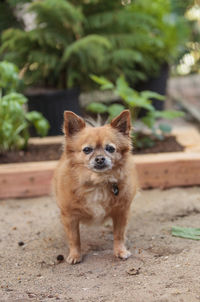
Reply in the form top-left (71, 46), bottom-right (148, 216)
top-left (27, 88), bottom-right (81, 136)
top-left (135, 64), bottom-right (169, 111)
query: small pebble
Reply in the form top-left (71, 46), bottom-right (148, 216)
top-left (57, 254), bottom-right (64, 262)
top-left (127, 267), bottom-right (141, 276)
top-left (18, 241), bottom-right (24, 246)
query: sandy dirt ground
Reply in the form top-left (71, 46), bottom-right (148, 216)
top-left (1, 187), bottom-right (200, 302)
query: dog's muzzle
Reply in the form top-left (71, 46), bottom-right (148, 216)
top-left (94, 155), bottom-right (107, 170)
top-left (88, 155), bottom-right (112, 172)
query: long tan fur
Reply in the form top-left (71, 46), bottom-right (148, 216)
top-left (53, 110), bottom-right (138, 264)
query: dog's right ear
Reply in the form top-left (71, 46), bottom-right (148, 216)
top-left (64, 111), bottom-right (86, 136)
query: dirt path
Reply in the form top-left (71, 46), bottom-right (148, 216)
top-left (1, 187), bottom-right (200, 302)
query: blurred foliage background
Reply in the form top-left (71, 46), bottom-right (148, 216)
top-left (0, 0), bottom-right (199, 143)
top-left (0, 0), bottom-right (199, 91)
top-left (172, 0), bottom-right (200, 75)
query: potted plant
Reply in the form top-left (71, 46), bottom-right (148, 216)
top-left (81, 0), bottom-right (189, 109)
top-left (130, 0), bottom-right (190, 109)
top-left (1, 0), bottom-right (189, 133)
top-left (0, 0), bottom-right (111, 135)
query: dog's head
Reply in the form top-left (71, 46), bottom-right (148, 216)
top-left (63, 110), bottom-right (132, 173)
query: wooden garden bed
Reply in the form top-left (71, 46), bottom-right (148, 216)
top-left (0, 127), bottom-right (200, 199)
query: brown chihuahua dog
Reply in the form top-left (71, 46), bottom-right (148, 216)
top-left (54, 110), bottom-right (138, 264)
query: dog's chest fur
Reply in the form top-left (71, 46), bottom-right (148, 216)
top-left (84, 185), bottom-right (112, 223)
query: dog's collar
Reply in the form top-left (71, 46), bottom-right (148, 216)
top-left (112, 183), bottom-right (119, 196)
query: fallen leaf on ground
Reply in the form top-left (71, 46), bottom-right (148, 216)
top-left (172, 226), bottom-right (200, 240)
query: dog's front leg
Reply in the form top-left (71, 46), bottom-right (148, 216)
top-left (61, 213), bottom-right (82, 264)
top-left (112, 211), bottom-right (131, 260)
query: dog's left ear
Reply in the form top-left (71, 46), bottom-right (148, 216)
top-left (64, 111), bottom-right (86, 136)
top-left (110, 110), bottom-right (131, 135)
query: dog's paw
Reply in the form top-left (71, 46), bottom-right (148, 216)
top-left (67, 252), bottom-right (82, 264)
top-left (114, 248), bottom-right (131, 260)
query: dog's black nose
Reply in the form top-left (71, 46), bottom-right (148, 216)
top-left (95, 156), bottom-right (105, 165)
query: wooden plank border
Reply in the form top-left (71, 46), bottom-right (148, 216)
top-left (0, 127), bottom-right (200, 199)
top-left (135, 152), bottom-right (200, 189)
top-left (0, 161), bottom-right (56, 199)
top-left (1, 152), bottom-right (200, 199)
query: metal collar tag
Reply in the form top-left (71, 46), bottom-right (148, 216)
top-left (112, 183), bottom-right (119, 196)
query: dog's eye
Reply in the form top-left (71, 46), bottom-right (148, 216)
top-left (105, 144), bottom-right (115, 153)
top-left (83, 147), bottom-right (93, 154)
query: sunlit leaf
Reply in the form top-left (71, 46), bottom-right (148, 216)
top-left (159, 123), bottom-right (172, 133)
top-left (141, 115), bottom-right (155, 128)
top-left (141, 91), bottom-right (165, 101)
top-left (90, 75), bottom-right (114, 90)
top-left (154, 110), bottom-right (185, 119)
top-left (86, 102), bottom-right (108, 114)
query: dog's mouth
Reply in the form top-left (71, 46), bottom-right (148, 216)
top-left (94, 164), bottom-right (108, 171)
top-left (89, 164), bottom-right (112, 173)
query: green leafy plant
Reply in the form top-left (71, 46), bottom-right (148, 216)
top-left (0, 61), bottom-right (22, 93)
top-left (0, 0), bottom-right (189, 90)
top-left (0, 0), bottom-right (111, 90)
top-left (0, 61), bottom-right (49, 152)
top-left (86, 75), bottom-right (184, 148)
top-left (81, 0), bottom-right (189, 85)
